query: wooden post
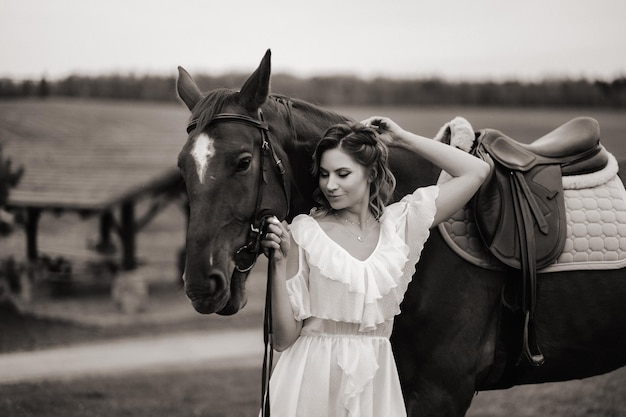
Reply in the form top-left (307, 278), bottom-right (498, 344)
top-left (25, 208), bottom-right (41, 261)
top-left (96, 210), bottom-right (116, 254)
top-left (120, 201), bottom-right (136, 270)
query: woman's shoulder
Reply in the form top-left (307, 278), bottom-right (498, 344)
top-left (292, 208), bottom-right (336, 226)
top-left (290, 212), bottom-right (322, 238)
top-left (291, 211), bottom-right (336, 235)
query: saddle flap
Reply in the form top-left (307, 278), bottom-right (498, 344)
top-left (473, 158), bottom-right (566, 270)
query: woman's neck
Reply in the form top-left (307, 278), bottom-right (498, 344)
top-left (334, 208), bottom-right (374, 228)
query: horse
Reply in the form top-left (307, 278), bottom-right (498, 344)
top-left (175, 50), bottom-right (626, 417)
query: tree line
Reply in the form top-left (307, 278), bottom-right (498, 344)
top-left (1, 73), bottom-right (625, 107)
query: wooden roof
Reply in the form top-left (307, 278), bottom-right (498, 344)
top-left (1, 99), bottom-right (189, 211)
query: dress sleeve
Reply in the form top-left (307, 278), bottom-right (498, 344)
top-left (385, 185), bottom-right (440, 299)
top-left (399, 185), bottom-right (439, 253)
top-left (285, 240), bottom-right (312, 321)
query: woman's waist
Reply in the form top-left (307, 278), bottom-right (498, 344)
top-left (300, 317), bottom-right (393, 338)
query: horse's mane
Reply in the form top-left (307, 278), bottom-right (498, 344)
top-left (268, 94), bottom-right (351, 148)
top-left (191, 88), bottom-right (239, 133)
top-left (274, 94), bottom-right (350, 125)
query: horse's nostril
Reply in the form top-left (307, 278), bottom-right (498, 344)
top-left (207, 273), bottom-right (223, 294)
top-left (205, 269), bottom-right (228, 295)
top-left (185, 269), bottom-right (227, 298)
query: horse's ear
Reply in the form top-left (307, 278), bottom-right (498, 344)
top-left (239, 49), bottom-right (271, 111)
top-left (177, 66), bottom-right (202, 111)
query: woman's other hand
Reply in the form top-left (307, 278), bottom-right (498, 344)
top-left (360, 116), bottom-right (405, 146)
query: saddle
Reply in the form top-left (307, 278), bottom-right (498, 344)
top-left (472, 117), bottom-right (607, 366)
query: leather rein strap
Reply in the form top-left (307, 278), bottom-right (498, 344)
top-left (186, 107), bottom-right (290, 417)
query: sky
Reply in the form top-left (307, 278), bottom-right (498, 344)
top-left (1, 0), bottom-right (625, 82)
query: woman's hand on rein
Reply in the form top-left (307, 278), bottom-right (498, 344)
top-left (261, 216), bottom-right (290, 262)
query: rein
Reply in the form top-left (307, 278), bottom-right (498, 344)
top-left (186, 104), bottom-right (292, 417)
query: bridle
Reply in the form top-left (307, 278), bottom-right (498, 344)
top-left (186, 103), bottom-right (292, 417)
top-left (186, 108), bottom-right (291, 272)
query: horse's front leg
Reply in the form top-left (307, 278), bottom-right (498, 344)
top-left (404, 382), bottom-right (475, 417)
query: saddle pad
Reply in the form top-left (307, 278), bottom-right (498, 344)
top-left (438, 169), bottom-right (626, 273)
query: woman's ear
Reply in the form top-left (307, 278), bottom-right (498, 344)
top-left (368, 168), bottom-right (378, 183)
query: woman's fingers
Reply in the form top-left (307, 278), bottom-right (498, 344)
top-left (260, 217), bottom-right (290, 259)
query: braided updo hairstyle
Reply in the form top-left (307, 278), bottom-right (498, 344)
top-left (311, 122), bottom-right (396, 220)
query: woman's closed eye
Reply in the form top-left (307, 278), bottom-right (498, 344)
top-left (320, 168), bottom-right (351, 178)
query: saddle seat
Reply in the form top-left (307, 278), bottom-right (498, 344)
top-left (482, 117), bottom-right (607, 176)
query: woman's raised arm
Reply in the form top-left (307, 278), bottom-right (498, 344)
top-left (362, 116), bottom-right (490, 226)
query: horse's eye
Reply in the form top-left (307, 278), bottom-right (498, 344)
top-left (237, 157), bottom-right (252, 172)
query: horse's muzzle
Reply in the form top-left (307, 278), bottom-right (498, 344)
top-left (185, 268), bottom-right (230, 314)
top-left (185, 267), bottom-right (248, 315)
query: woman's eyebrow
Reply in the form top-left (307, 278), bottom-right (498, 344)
top-left (320, 166), bottom-right (351, 172)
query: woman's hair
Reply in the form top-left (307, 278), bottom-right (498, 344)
top-left (311, 122), bottom-right (396, 219)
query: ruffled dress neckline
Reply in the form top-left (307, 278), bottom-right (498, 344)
top-left (310, 215), bottom-right (383, 262)
top-left (288, 212), bottom-right (412, 332)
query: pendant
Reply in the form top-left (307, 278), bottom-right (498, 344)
top-left (357, 236), bottom-right (363, 242)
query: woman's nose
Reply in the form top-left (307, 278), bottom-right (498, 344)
top-left (326, 176), bottom-right (338, 191)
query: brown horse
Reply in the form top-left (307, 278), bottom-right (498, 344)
top-left (175, 50), bottom-right (626, 417)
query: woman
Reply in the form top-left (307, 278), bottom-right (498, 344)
top-left (260, 117), bottom-right (490, 416)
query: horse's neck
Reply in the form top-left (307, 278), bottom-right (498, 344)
top-left (288, 100), bottom-right (351, 147)
top-left (270, 98), bottom-right (350, 217)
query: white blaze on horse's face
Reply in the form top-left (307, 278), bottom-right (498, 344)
top-left (191, 133), bottom-right (216, 184)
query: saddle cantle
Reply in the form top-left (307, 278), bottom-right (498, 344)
top-left (470, 117), bottom-right (607, 367)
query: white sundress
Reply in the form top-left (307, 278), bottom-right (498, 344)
top-left (266, 185), bottom-right (439, 417)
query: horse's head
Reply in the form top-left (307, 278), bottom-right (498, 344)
top-left (176, 50), bottom-right (290, 315)
top-left (0, 145), bottom-right (23, 236)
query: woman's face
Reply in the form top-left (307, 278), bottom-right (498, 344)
top-left (319, 148), bottom-right (370, 212)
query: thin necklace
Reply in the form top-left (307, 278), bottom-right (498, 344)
top-left (334, 212), bottom-right (374, 226)
top-left (334, 212), bottom-right (376, 243)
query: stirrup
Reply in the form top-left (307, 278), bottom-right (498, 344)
top-left (523, 311), bottom-right (545, 366)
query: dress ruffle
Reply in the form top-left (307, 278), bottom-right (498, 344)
top-left (287, 186), bottom-right (439, 332)
top-left (337, 337), bottom-right (380, 417)
top-left (265, 325), bottom-right (407, 417)
top-left (387, 186), bottom-right (439, 299)
top-left (286, 270), bottom-right (311, 321)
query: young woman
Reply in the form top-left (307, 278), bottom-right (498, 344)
top-left (260, 117), bottom-right (490, 417)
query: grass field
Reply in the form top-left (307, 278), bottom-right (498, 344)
top-left (1, 99), bottom-right (625, 416)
